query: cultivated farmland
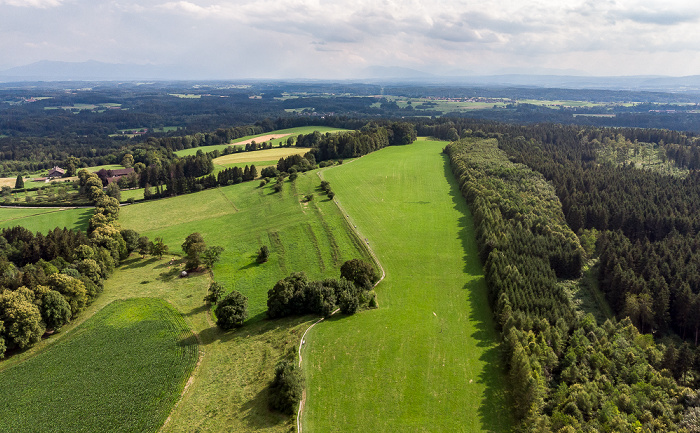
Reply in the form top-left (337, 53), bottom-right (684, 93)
top-left (175, 126), bottom-right (347, 157)
top-left (0, 298), bottom-right (198, 433)
top-left (302, 138), bottom-right (510, 431)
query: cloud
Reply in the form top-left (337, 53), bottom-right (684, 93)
top-left (156, 1), bottom-right (222, 17)
top-left (613, 9), bottom-right (700, 25)
top-left (0, 0), bottom-right (62, 7)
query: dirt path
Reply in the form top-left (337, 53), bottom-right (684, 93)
top-left (295, 167), bottom-right (386, 433)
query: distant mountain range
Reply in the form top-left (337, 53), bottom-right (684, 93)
top-left (0, 60), bottom-right (197, 82)
top-left (3, 60), bottom-right (700, 92)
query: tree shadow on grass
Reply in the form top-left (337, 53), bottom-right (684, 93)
top-left (177, 333), bottom-right (199, 348)
top-left (184, 304), bottom-right (208, 317)
top-left (120, 256), bottom-right (160, 270)
top-left (443, 153), bottom-right (514, 431)
top-left (157, 267), bottom-right (182, 282)
top-left (240, 386), bottom-right (288, 430)
top-left (154, 258), bottom-right (183, 270)
top-left (74, 209), bottom-right (92, 231)
top-left (238, 261), bottom-right (260, 271)
top-left (197, 314), bottom-right (311, 347)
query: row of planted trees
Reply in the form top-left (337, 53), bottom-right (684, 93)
top-left (446, 136), bottom-right (697, 431)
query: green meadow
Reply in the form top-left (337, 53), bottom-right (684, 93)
top-left (0, 298), bottom-right (198, 433)
top-left (302, 138), bottom-right (510, 432)
top-left (0, 207), bottom-right (92, 232)
top-left (120, 171), bottom-right (372, 318)
top-left (174, 126), bottom-right (347, 157)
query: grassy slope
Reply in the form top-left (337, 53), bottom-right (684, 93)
top-left (115, 171), bottom-right (373, 431)
top-left (120, 173), bottom-right (372, 319)
top-left (303, 139), bottom-right (510, 432)
top-left (175, 126), bottom-right (347, 157)
top-left (0, 207), bottom-right (92, 232)
top-left (0, 297), bottom-right (198, 433)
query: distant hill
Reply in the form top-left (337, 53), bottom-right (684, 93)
top-left (3, 60), bottom-right (700, 93)
top-left (0, 60), bottom-right (196, 82)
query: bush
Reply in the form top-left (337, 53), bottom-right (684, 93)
top-left (257, 245), bottom-right (270, 264)
top-left (215, 290), bottom-right (248, 329)
top-left (269, 359), bottom-right (304, 414)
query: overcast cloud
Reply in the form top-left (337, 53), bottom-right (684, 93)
top-left (1, 0), bottom-right (700, 78)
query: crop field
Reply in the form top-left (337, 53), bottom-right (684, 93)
top-left (214, 147), bottom-right (311, 168)
top-left (0, 298), bottom-right (198, 433)
top-left (0, 206), bottom-right (92, 232)
top-left (175, 126), bottom-right (347, 157)
top-left (302, 138), bottom-right (510, 431)
top-left (120, 171), bottom-right (372, 318)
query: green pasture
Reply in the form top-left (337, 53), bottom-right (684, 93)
top-left (0, 207), bottom-right (92, 232)
top-left (174, 126), bottom-right (348, 157)
top-left (120, 187), bottom-right (145, 202)
top-left (120, 171), bottom-right (372, 319)
top-left (302, 138), bottom-right (510, 432)
top-left (0, 298), bottom-right (198, 433)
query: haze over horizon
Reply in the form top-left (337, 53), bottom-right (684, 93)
top-left (2, 0), bottom-right (700, 80)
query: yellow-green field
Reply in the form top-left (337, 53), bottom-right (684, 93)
top-left (175, 126), bottom-right (347, 157)
top-left (213, 147), bottom-right (312, 166)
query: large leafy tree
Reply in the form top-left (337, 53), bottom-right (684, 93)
top-left (0, 288), bottom-right (45, 350)
top-left (340, 259), bottom-right (379, 290)
top-left (182, 232), bottom-right (206, 270)
top-left (215, 290), bottom-right (248, 329)
top-left (41, 289), bottom-right (72, 331)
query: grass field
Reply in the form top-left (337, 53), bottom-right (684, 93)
top-left (175, 126), bottom-right (348, 157)
top-left (0, 297), bottom-right (198, 433)
top-left (302, 138), bottom-right (510, 432)
top-left (0, 207), bottom-right (92, 232)
top-left (120, 171), bottom-right (372, 319)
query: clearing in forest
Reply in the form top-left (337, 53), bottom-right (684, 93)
top-left (302, 138), bottom-right (511, 432)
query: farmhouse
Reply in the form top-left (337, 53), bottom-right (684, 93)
top-left (95, 167), bottom-right (135, 186)
top-left (47, 166), bottom-right (65, 178)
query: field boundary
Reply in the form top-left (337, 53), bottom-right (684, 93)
top-left (159, 272), bottom-right (212, 432)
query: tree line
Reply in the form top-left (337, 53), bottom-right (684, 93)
top-left (446, 136), bottom-right (695, 431)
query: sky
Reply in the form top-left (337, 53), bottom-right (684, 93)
top-left (1, 0), bottom-right (700, 79)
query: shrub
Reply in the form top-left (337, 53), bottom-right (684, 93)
top-left (215, 290), bottom-right (248, 329)
top-left (257, 245), bottom-right (270, 264)
top-left (269, 359), bottom-right (304, 414)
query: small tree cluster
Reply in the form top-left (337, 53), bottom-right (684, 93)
top-left (320, 180), bottom-right (334, 199)
top-left (181, 233), bottom-right (223, 271)
top-left (267, 260), bottom-right (377, 319)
